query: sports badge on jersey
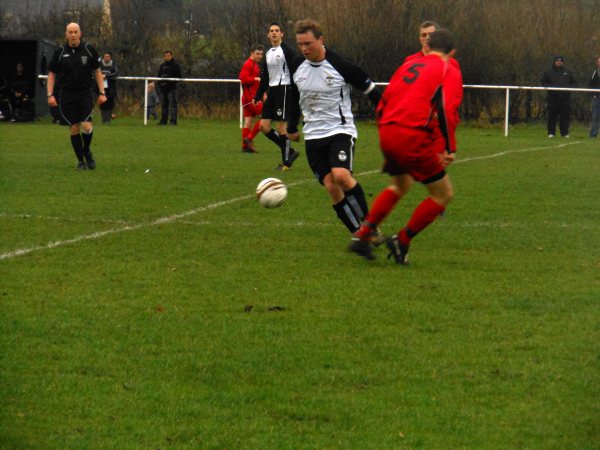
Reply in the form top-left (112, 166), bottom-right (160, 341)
top-left (325, 75), bottom-right (334, 86)
top-left (81, 55), bottom-right (88, 66)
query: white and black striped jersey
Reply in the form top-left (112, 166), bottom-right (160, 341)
top-left (287, 48), bottom-right (380, 140)
top-left (254, 42), bottom-right (297, 101)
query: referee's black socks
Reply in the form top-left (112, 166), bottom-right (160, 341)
top-left (70, 134), bottom-right (85, 162)
top-left (81, 129), bottom-right (93, 154)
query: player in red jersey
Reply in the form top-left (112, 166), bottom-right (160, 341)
top-left (405, 20), bottom-right (461, 72)
top-left (349, 29), bottom-right (463, 265)
top-left (239, 44), bottom-right (264, 152)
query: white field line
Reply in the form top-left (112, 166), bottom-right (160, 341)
top-left (0, 140), bottom-right (583, 261)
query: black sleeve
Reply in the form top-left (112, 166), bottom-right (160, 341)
top-left (286, 56), bottom-right (304, 134)
top-left (255, 57), bottom-right (269, 101)
top-left (87, 44), bottom-right (101, 70)
top-left (541, 70), bottom-right (549, 86)
top-left (48, 46), bottom-right (63, 73)
top-left (175, 62), bottom-right (182, 78)
top-left (281, 42), bottom-right (297, 69)
top-left (108, 63), bottom-right (118, 79)
top-left (326, 49), bottom-right (380, 106)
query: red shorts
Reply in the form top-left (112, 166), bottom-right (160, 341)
top-left (243, 101), bottom-right (262, 118)
top-left (378, 124), bottom-right (446, 183)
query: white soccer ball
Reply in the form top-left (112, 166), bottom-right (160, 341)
top-left (256, 177), bottom-right (288, 208)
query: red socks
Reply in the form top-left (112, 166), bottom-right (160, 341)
top-left (249, 121), bottom-right (260, 140)
top-left (356, 187), bottom-right (400, 238)
top-left (398, 197), bottom-right (445, 246)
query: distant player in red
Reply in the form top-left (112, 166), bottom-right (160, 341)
top-left (350, 29), bottom-right (463, 265)
top-left (405, 20), bottom-right (462, 72)
top-left (239, 44), bottom-right (264, 152)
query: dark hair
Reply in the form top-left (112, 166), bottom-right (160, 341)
top-left (428, 29), bottom-right (455, 54)
top-left (164, 50), bottom-right (173, 55)
top-left (419, 20), bottom-right (439, 30)
top-left (250, 44), bottom-right (264, 52)
top-left (294, 18), bottom-right (322, 39)
top-left (103, 51), bottom-right (112, 57)
top-left (268, 22), bottom-right (282, 32)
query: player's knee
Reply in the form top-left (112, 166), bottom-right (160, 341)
top-left (331, 169), bottom-right (354, 190)
top-left (259, 122), bottom-right (271, 134)
top-left (433, 187), bottom-right (454, 206)
top-left (70, 124), bottom-right (80, 135)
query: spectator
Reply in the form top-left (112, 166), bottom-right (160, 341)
top-left (541, 56), bottom-right (577, 138)
top-left (0, 71), bottom-right (10, 120)
top-left (146, 82), bottom-right (159, 119)
top-left (589, 56), bottom-right (600, 138)
top-left (157, 50), bottom-right (182, 125)
top-left (9, 62), bottom-right (34, 122)
top-left (100, 52), bottom-right (118, 124)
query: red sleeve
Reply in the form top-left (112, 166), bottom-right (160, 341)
top-left (441, 64), bottom-right (464, 152)
top-left (239, 59), bottom-right (255, 85)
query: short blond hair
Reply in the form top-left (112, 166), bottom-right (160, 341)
top-left (294, 19), bottom-right (322, 39)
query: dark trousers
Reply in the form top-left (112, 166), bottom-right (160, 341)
top-left (100, 97), bottom-right (115, 123)
top-left (547, 96), bottom-right (571, 136)
top-left (160, 89), bottom-right (177, 124)
top-left (590, 96), bottom-right (600, 137)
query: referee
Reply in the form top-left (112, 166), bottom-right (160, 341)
top-left (47, 23), bottom-right (106, 170)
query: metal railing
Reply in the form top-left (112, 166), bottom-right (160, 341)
top-left (39, 75), bottom-right (600, 135)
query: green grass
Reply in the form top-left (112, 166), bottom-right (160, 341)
top-left (1, 117), bottom-right (599, 449)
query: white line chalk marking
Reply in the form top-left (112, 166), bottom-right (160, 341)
top-left (0, 141), bottom-right (583, 260)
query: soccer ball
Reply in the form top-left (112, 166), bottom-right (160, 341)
top-left (256, 177), bottom-right (288, 208)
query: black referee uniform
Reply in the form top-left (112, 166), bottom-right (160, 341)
top-left (49, 40), bottom-right (102, 168)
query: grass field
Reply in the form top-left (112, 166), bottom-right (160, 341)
top-left (1, 117), bottom-right (599, 449)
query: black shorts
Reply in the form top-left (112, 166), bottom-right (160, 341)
top-left (58, 89), bottom-right (94, 125)
top-left (305, 134), bottom-right (356, 185)
top-left (261, 85), bottom-right (289, 121)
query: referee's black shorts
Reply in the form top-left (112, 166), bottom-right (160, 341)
top-left (58, 89), bottom-right (94, 125)
top-left (261, 85), bottom-right (289, 121)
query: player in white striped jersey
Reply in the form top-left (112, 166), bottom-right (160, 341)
top-left (253, 22), bottom-right (299, 170)
top-left (287, 19), bottom-right (381, 234)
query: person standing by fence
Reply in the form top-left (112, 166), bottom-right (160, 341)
top-left (157, 50), bottom-right (182, 126)
top-left (99, 52), bottom-right (118, 124)
top-left (589, 56), bottom-right (600, 138)
top-left (541, 56), bottom-right (577, 138)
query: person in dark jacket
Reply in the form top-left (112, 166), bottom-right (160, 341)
top-left (589, 56), bottom-right (600, 138)
top-left (157, 50), bottom-right (182, 125)
top-left (541, 56), bottom-right (577, 138)
top-left (100, 52), bottom-right (118, 124)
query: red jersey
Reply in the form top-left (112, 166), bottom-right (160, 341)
top-left (377, 54), bottom-right (463, 152)
top-left (405, 51), bottom-right (462, 71)
top-left (404, 50), bottom-right (426, 63)
top-left (239, 57), bottom-right (261, 103)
